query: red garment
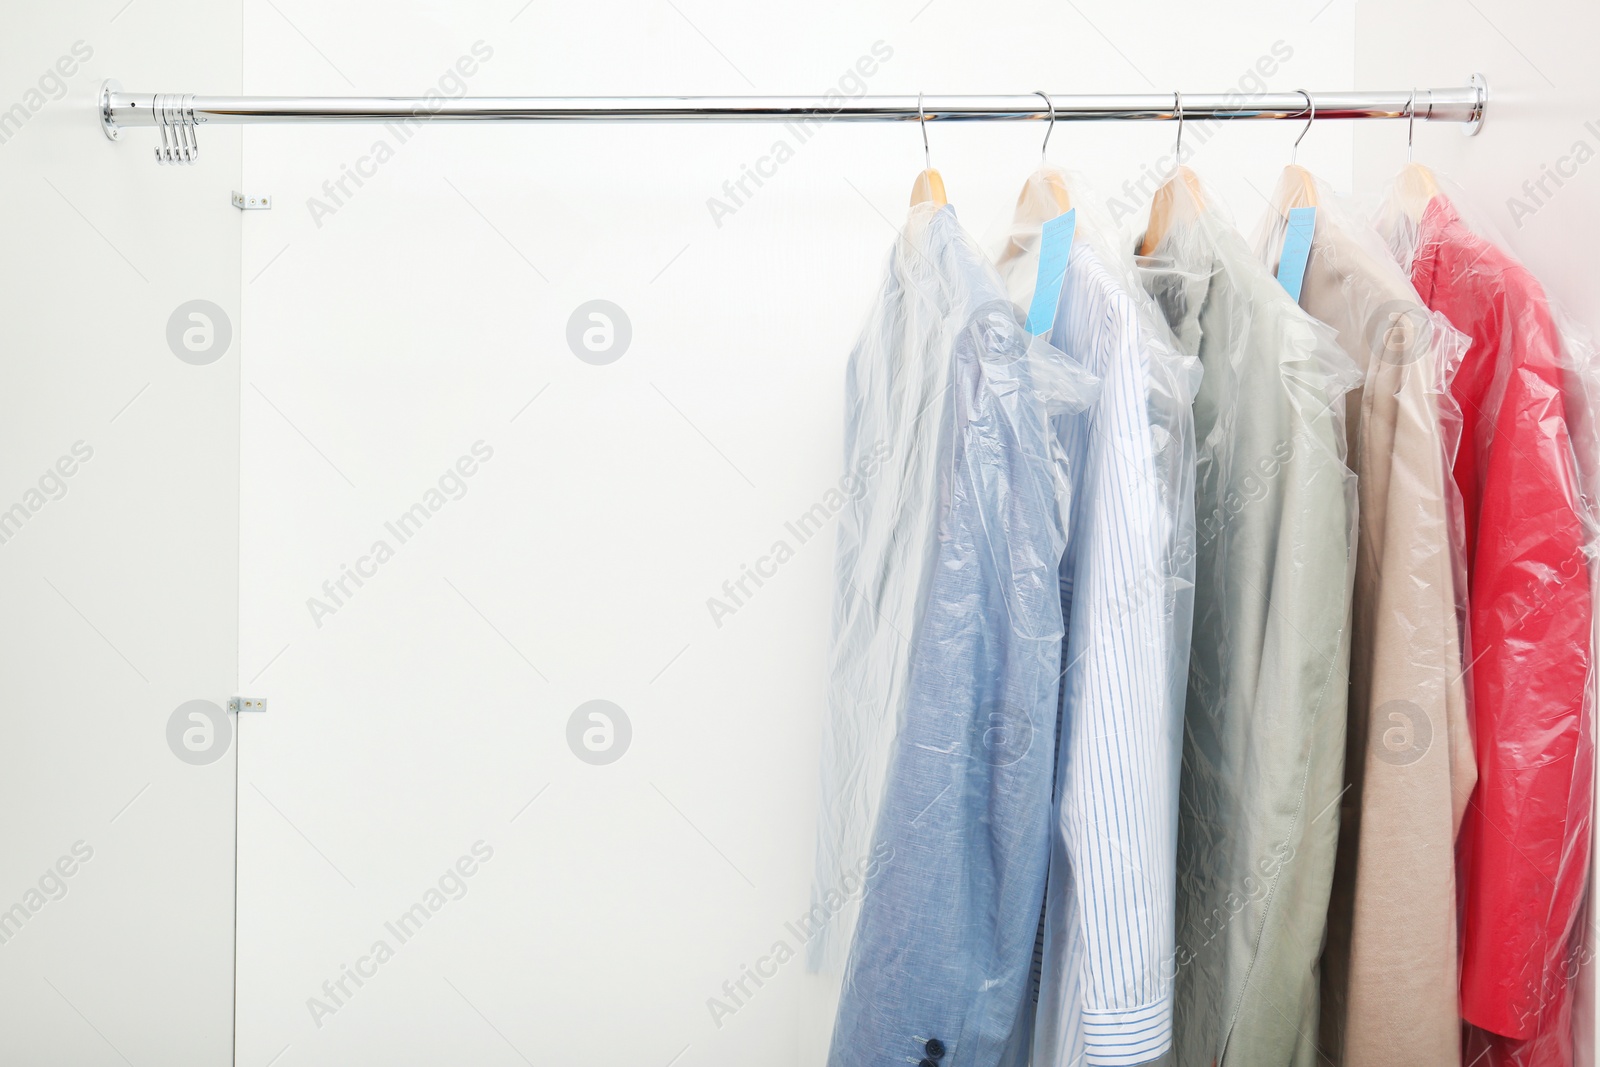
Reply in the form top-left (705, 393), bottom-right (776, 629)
top-left (1410, 196), bottom-right (1595, 1067)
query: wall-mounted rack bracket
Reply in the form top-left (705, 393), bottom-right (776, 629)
top-left (102, 80), bottom-right (202, 163)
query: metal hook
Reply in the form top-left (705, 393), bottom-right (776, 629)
top-left (163, 94), bottom-right (178, 164)
top-left (1173, 91), bottom-right (1184, 159)
top-left (1034, 90), bottom-right (1056, 158)
top-left (1292, 89), bottom-right (1314, 164)
top-left (155, 94), bottom-right (171, 164)
top-left (1407, 88), bottom-right (1418, 162)
top-left (164, 94), bottom-right (177, 164)
top-left (186, 95), bottom-right (200, 164)
top-left (917, 91), bottom-right (931, 170)
top-left (177, 99), bottom-right (193, 163)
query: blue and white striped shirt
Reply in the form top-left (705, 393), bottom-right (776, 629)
top-left (1022, 235), bottom-right (1199, 1067)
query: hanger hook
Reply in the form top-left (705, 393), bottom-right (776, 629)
top-left (1407, 88), bottom-right (1418, 162)
top-left (918, 91), bottom-right (931, 170)
top-left (1173, 91), bottom-right (1184, 159)
top-left (1292, 89), bottom-right (1314, 164)
top-left (1033, 90), bottom-right (1056, 159)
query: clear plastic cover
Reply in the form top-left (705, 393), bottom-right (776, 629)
top-left (994, 166), bottom-right (1200, 1066)
top-left (808, 163), bottom-right (1597, 1067)
top-left (812, 200), bottom-right (1100, 1067)
top-left (1370, 170), bottom-right (1599, 1067)
top-left (1253, 168), bottom-right (1478, 1067)
top-left (1134, 169), bottom-right (1362, 1067)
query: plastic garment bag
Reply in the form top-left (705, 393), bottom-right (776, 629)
top-left (1255, 172), bottom-right (1475, 1067)
top-left (994, 166), bottom-right (1200, 1067)
top-left (1134, 174), bottom-right (1360, 1067)
top-left (813, 201), bottom-right (1100, 1067)
top-left (1373, 174), bottom-right (1599, 1067)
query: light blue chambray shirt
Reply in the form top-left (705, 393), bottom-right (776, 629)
top-left (825, 205), bottom-right (1097, 1067)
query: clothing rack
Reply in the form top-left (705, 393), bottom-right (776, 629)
top-left (99, 78), bottom-right (1487, 164)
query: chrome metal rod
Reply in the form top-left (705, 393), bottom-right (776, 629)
top-left (100, 80), bottom-right (1488, 139)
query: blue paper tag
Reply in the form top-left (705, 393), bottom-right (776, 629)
top-left (1025, 208), bottom-right (1076, 335)
top-left (1276, 206), bottom-right (1316, 303)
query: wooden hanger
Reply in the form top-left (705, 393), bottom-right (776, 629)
top-left (1271, 164), bottom-right (1320, 213)
top-left (909, 93), bottom-right (948, 207)
top-left (1269, 91), bottom-right (1322, 220)
top-left (1140, 168), bottom-right (1206, 256)
top-left (1032, 170), bottom-right (1072, 213)
top-left (1139, 93), bottom-right (1206, 256)
top-left (1395, 162), bottom-right (1440, 221)
top-left (996, 169), bottom-right (1074, 269)
top-left (910, 169), bottom-right (947, 207)
top-left (1394, 92), bottom-right (1441, 221)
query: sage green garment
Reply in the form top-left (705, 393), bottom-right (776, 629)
top-left (1139, 190), bottom-right (1358, 1067)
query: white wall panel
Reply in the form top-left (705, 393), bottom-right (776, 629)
top-left (0, 4), bottom-right (241, 1065)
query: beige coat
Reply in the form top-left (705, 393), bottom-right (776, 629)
top-left (1293, 217), bottom-right (1476, 1067)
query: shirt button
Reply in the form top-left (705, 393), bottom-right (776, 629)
top-left (926, 1037), bottom-right (946, 1059)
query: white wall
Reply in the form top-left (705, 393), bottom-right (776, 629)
top-left (1354, 2), bottom-right (1600, 1058)
top-left (231, 2), bottom-right (1354, 1064)
top-left (0, 4), bottom-right (241, 1066)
